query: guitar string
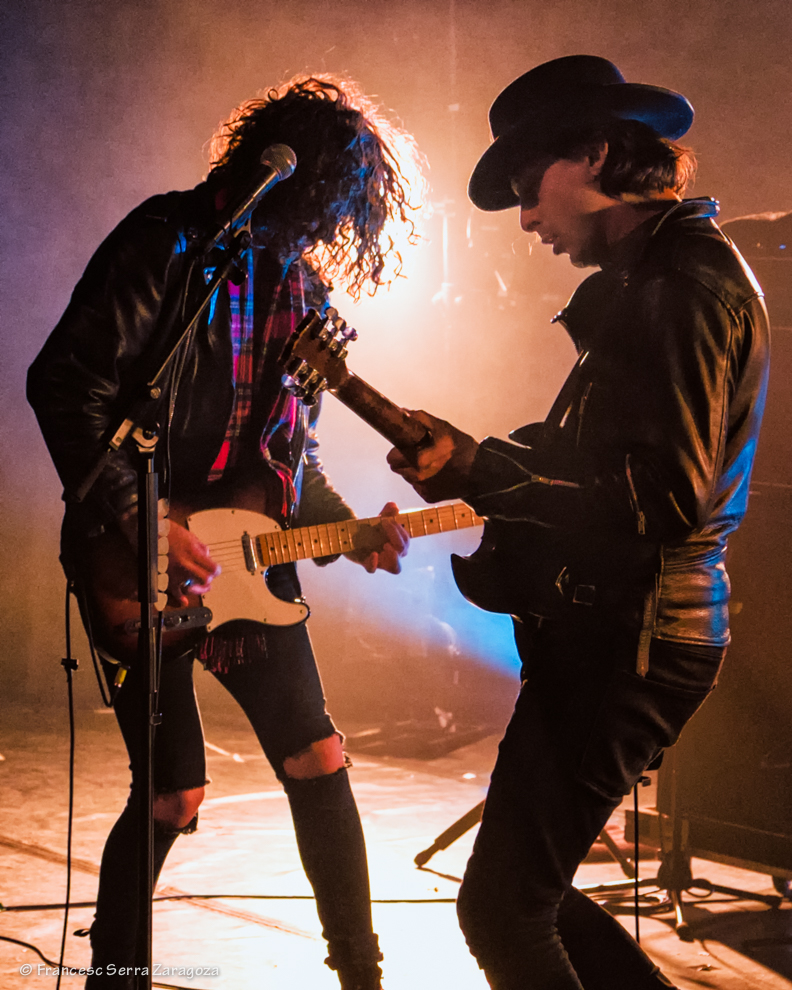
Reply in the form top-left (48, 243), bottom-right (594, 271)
top-left (191, 506), bottom-right (480, 549)
top-left (192, 507), bottom-right (480, 546)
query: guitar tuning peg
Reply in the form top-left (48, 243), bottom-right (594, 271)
top-left (307, 310), bottom-right (325, 339)
top-left (341, 324), bottom-right (358, 342)
top-left (283, 356), bottom-right (306, 378)
top-left (328, 338), bottom-right (348, 359)
top-left (281, 372), bottom-right (305, 397)
top-left (325, 306), bottom-right (338, 321)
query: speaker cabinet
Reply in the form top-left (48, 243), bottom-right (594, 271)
top-left (658, 482), bottom-right (792, 874)
top-left (657, 219), bottom-right (792, 875)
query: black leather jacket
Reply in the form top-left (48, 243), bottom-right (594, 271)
top-left (465, 199), bottom-right (770, 645)
top-left (27, 183), bottom-right (352, 537)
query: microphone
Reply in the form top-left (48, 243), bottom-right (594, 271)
top-left (205, 143), bottom-right (297, 253)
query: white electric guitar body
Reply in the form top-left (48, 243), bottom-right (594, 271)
top-left (81, 501), bottom-right (483, 664)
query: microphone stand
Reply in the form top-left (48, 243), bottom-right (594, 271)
top-left (68, 226), bottom-right (252, 990)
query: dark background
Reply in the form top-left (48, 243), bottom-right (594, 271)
top-left (2, 0), bottom-right (790, 731)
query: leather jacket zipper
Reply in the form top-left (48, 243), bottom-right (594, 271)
top-left (625, 454), bottom-right (647, 535)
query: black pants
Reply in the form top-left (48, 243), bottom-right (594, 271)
top-left (90, 566), bottom-right (378, 982)
top-left (457, 611), bottom-right (726, 990)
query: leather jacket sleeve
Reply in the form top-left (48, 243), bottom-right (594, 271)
top-left (466, 248), bottom-right (768, 547)
top-left (26, 194), bottom-right (196, 526)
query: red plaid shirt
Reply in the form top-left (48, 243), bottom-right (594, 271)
top-left (207, 245), bottom-right (307, 521)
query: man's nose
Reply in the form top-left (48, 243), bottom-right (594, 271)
top-left (520, 207), bottom-right (540, 233)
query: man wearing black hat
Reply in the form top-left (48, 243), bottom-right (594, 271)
top-left (388, 56), bottom-right (769, 988)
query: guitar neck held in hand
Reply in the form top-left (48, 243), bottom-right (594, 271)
top-left (280, 308), bottom-right (431, 457)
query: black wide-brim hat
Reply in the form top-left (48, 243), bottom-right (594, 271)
top-left (469, 55), bottom-right (694, 212)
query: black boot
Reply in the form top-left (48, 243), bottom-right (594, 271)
top-left (325, 934), bottom-right (384, 990)
top-left (332, 960), bottom-right (384, 990)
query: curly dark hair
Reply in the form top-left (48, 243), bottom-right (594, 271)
top-left (208, 75), bottom-right (424, 299)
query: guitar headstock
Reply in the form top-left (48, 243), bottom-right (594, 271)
top-left (280, 308), bottom-right (358, 405)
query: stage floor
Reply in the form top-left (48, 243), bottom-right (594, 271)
top-left (2, 690), bottom-right (792, 990)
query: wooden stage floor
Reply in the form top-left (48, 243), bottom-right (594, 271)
top-left (2, 682), bottom-right (792, 990)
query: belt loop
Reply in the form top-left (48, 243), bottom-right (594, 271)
top-left (636, 576), bottom-right (658, 676)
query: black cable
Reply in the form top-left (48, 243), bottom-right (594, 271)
top-left (56, 581), bottom-right (79, 990)
top-left (2, 893), bottom-right (458, 912)
top-left (0, 934), bottom-right (60, 967)
top-left (72, 568), bottom-right (115, 709)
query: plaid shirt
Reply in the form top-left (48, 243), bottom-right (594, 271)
top-left (207, 245), bottom-right (307, 521)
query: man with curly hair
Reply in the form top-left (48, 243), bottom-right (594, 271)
top-left (388, 56), bottom-right (769, 988)
top-left (28, 76), bottom-right (420, 990)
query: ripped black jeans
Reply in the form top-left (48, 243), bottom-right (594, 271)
top-left (457, 611), bottom-right (726, 990)
top-left (89, 567), bottom-right (379, 985)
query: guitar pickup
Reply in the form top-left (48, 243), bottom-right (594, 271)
top-left (242, 531), bottom-right (259, 573)
top-left (121, 606), bottom-right (213, 635)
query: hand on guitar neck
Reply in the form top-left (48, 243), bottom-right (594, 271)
top-left (343, 501), bottom-right (409, 574)
top-left (387, 410), bottom-right (480, 504)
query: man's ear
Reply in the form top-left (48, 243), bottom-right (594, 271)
top-left (587, 142), bottom-right (609, 176)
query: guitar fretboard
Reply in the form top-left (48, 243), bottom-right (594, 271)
top-left (257, 502), bottom-right (483, 567)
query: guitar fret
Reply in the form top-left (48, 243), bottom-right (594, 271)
top-left (336, 520), bottom-right (353, 552)
top-left (307, 526), bottom-right (323, 559)
top-left (422, 510), bottom-right (439, 535)
top-left (283, 528), bottom-right (298, 563)
top-left (328, 524), bottom-right (341, 555)
top-left (320, 524), bottom-right (331, 556)
top-left (346, 520), bottom-right (361, 552)
top-left (454, 505), bottom-right (473, 528)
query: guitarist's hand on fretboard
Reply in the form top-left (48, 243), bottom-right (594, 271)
top-left (344, 501), bottom-right (410, 575)
top-left (387, 410), bottom-right (480, 504)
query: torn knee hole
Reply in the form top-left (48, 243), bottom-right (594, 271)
top-left (153, 786), bottom-right (204, 829)
top-left (153, 813), bottom-right (199, 836)
top-left (283, 734), bottom-right (346, 780)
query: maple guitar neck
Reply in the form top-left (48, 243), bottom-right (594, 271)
top-left (257, 502), bottom-right (483, 568)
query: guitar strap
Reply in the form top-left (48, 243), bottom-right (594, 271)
top-left (509, 349), bottom-right (591, 451)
